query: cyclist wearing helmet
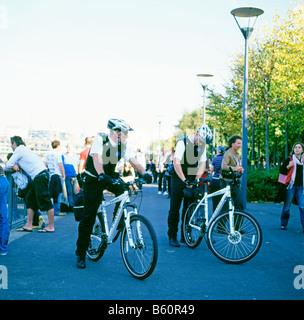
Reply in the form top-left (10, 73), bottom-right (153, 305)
top-left (167, 125), bottom-right (210, 247)
top-left (75, 118), bottom-right (152, 268)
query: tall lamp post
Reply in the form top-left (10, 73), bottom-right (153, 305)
top-left (197, 74), bottom-right (214, 125)
top-left (231, 7), bottom-right (263, 208)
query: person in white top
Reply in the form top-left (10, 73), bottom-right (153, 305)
top-left (157, 148), bottom-right (168, 195)
top-left (45, 140), bottom-right (65, 216)
top-left (134, 148), bottom-right (146, 178)
top-left (75, 118), bottom-right (153, 269)
top-left (5, 136), bottom-right (55, 233)
top-left (45, 140), bottom-right (65, 177)
top-left (167, 125), bottom-right (210, 247)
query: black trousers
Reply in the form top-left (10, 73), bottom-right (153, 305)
top-left (220, 179), bottom-right (244, 211)
top-left (75, 177), bottom-right (124, 257)
top-left (210, 178), bottom-right (222, 210)
top-left (167, 176), bottom-right (190, 240)
top-left (158, 171), bottom-right (165, 192)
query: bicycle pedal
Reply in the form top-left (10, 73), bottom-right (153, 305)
top-left (88, 249), bottom-right (98, 255)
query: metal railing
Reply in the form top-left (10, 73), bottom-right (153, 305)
top-left (6, 172), bottom-right (27, 228)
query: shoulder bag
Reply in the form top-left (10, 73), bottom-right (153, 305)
top-left (278, 156), bottom-right (293, 185)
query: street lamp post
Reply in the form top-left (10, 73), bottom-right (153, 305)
top-left (197, 74), bottom-right (214, 125)
top-left (231, 7), bottom-right (264, 208)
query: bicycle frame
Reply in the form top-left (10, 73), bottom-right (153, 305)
top-left (189, 184), bottom-right (236, 234)
top-left (97, 189), bottom-right (138, 247)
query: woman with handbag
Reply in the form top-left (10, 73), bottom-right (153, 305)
top-left (280, 142), bottom-right (304, 232)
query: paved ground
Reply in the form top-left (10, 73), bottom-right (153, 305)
top-left (1, 184), bottom-right (304, 301)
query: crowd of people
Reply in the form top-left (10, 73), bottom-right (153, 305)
top-left (0, 119), bottom-right (303, 265)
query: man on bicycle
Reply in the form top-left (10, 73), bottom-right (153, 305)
top-left (167, 125), bottom-right (211, 247)
top-left (75, 118), bottom-right (152, 269)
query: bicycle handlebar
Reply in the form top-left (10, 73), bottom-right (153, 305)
top-left (112, 177), bottom-right (146, 188)
top-left (199, 177), bottom-right (212, 184)
top-left (228, 166), bottom-right (242, 178)
top-left (228, 166), bottom-right (242, 184)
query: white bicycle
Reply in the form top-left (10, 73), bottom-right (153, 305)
top-left (86, 178), bottom-right (158, 280)
top-left (183, 170), bottom-right (262, 264)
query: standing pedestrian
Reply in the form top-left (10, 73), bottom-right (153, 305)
top-left (209, 146), bottom-right (225, 210)
top-left (0, 165), bottom-right (10, 255)
top-left (164, 147), bottom-right (175, 198)
top-left (147, 159), bottom-right (157, 183)
top-left (280, 142), bottom-right (304, 232)
top-left (220, 135), bottom-right (244, 210)
top-left (78, 137), bottom-right (94, 174)
top-left (45, 140), bottom-right (65, 216)
top-left (5, 136), bottom-right (55, 233)
top-left (6, 152), bottom-right (46, 229)
top-left (157, 148), bottom-right (167, 195)
top-left (134, 148), bottom-right (146, 178)
top-left (62, 143), bottom-right (79, 212)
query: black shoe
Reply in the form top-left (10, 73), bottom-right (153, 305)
top-left (169, 238), bottom-right (180, 247)
top-left (180, 237), bottom-right (186, 244)
top-left (76, 255), bottom-right (86, 269)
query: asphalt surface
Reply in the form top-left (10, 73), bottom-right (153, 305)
top-left (1, 184), bottom-right (304, 301)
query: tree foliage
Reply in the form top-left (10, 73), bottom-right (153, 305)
top-left (149, 2), bottom-right (304, 167)
top-left (178, 2), bottom-right (304, 169)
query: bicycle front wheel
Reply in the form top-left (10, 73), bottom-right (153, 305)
top-left (183, 202), bottom-right (204, 248)
top-left (207, 210), bottom-right (262, 264)
top-left (120, 214), bottom-right (158, 280)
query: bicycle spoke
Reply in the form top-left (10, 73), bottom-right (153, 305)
top-left (121, 215), bottom-right (158, 280)
top-left (208, 211), bottom-right (262, 264)
top-left (87, 215), bottom-right (107, 261)
top-left (183, 203), bottom-right (204, 248)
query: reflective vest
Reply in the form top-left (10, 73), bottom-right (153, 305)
top-left (85, 133), bottom-right (125, 178)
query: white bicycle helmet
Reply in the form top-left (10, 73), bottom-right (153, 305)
top-left (107, 118), bottom-right (134, 133)
top-left (198, 124), bottom-right (212, 145)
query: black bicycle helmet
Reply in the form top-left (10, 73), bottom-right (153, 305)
top-left (217, 145), bottom-right (226, 155)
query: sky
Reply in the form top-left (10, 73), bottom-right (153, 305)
top-left (0, 0), bottom-right (295, 150)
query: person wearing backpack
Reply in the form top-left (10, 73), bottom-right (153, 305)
top-left (280, 142), bottom-right (304, 232)
top-left (75, 118), bottom-right (152, 269)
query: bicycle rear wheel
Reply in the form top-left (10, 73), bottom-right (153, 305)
top-left (120, 214), bottom-right (158, 280)
top-left (183, 202), bottom-right (204, 248)
top-left (87, 214), bottom-right (107, 261)
top-left (207, 210), bottom-right (262, 264)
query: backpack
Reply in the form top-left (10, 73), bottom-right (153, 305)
top-left (73, 189), bottom-right (84, 222)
